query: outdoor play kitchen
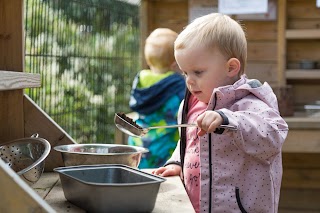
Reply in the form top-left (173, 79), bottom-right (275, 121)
top-left (1, 0), bottom-right (320, 212)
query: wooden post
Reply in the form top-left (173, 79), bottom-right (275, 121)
top-left (139, 0), bottom-right (149, 69)
top-left (0, 0), bottom-right (25, 142)
top-left (277, 0), bottom-right (287, 87)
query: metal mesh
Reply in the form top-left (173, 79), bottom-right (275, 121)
top-left (24, 0), bottom-right (141, 143)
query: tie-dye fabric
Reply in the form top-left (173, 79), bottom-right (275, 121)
top-left (128, 70), bottom-right (185, 168)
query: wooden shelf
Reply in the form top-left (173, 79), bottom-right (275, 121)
top-left (286, 29), bottom-right (320, 39)
top-left (0, 70), bottom-right (41, 91)
top-left (286, 70), bottom-right (320, 80)
top-left (284, 116), bottom-right (320, 129)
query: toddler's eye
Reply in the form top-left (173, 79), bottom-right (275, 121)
top-left (194, 70), bottom-right (203, 76)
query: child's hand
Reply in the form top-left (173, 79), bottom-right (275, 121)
top-left (196, 111), bottom-right (223, 136)
top-left (151, 164), bottom-right (181, 177)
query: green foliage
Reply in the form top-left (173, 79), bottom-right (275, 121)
top-left (24, 0), bottom-right (140, 143)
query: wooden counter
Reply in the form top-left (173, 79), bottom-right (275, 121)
top-left (32, 171), bottom-right (195, 213)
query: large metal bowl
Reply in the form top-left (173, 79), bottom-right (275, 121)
top-left (54, 144), bottom-right (148, 168)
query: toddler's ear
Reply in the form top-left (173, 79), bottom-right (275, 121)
top-left (226, 58), bottom-right (240, 77)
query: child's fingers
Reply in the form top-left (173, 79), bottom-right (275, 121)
top-left (197, 129), bottom-right (206, 136)
top-left (152, 167), bottom-right (166, 175)
top-left (161, 169), bottom-right (179, 177)
top-left (196, 112), bottom-right (206, 126)
top-left (196, 112), bottom-right (207, 135)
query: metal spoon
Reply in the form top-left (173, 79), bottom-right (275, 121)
top-left (114, 113), bottom-right (237, 138)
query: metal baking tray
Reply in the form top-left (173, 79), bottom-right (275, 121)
top-left (54, 164), bottom-right (165, 213)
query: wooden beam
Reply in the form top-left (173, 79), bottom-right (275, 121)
top-left (24, 94), bottom-right (77, 171)
top-left (286, 70), bottom-right (320, 80)
top-left (0, 159), bottom-right (55, 212)
top-left (0, 70), bottom-right (41, 91)
top-left (286, 29), bottom-right (320, 39)
top-left (277, 0), bottom-right (287, 87)
top-left (0, 0), bottom-right (25, 142)
top-left (140, 0), bottom-right (149, 69)
top-left (284, 117), bottom-right (320, 129)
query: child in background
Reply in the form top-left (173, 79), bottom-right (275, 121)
top-left (128, 28), bottom-right (186, 169)
top-left (152, 13), bottom-right (288, 213)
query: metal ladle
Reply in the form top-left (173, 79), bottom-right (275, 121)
top-left (114, 113), bottom-right (237, 138)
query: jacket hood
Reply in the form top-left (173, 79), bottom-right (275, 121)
top-left (209, 74), bottom-right (279, 112)
top-left (129, 72), bottom-right (186, 114)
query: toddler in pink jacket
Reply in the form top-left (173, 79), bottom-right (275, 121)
top-left (152, 13), bottom-right (289, 213)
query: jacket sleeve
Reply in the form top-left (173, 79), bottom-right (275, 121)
top-left (218, 96), bottom-right (288, 162)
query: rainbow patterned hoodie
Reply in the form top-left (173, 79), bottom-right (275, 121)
top-left (128, 69), bottom-right (186, 168)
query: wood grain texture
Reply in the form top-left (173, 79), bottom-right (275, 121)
top-left (0, 70), bottom-right (41, 91)
top-left (277, 0), bottom-right (287, 86)
top-left (248, 41), bottom-right (278, 61)
top-left (0, 159), bottom-right (55, 212)
top-left (283, 129), bottom-right (320, 153)
top-left (0, 0), bottom-right (24, 142)
top-left (286, 70), bottom-right (320, 80)
top-left (286, 29), bottom-right (320, 39)
top-left (279, 188), bottom-right (320, 211)
top-left (24, 94), bottom-right (77, 171)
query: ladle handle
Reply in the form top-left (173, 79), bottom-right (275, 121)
top-left (147, 123), bottom-right (237, 131)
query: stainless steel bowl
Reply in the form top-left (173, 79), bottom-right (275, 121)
top-left (54, 144), bottom-right (148, 168)
top-left (0, 134), bottom-right (51, 185)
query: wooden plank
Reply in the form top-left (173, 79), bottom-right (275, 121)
top-left (283, 153), bottom-right (320, 169)
top-left (0, 70), bottom-right (41, 91)
top-left (245, 21), bottom-right (277, 41)
top-left (0, 0), bottom-right (24, 69)
top-left (287, 0), bottom-right (320, 19)
top-left (189, 0), bottom-right (217, 7)
top-left (140, 0), bottom-right (149, 69)
top-left (285, 117), bottom-right (320, 129)
top-left (279, 209), bottom-right (320, 213)
top-left (279, 188), bottom-right (320, 211)
top-left (286, 70), bottom-right (320, 80)
top-left (287, 40), bottom-right (320, 62)
top-left (288, 19), bottom-right (320, 29)
top-left (151, 0), bottom-right (188, 33)
top-left (282, 168), bottom-right (320, 189)
top-left (32, 172), bottom-right (59, 199)
top-left (277, 0), bottom-right (287, 87)
top-left (23, 94), bottom-right (77, 171)
top-left (0, 0), bottom-right (24, 142)
top-left (0, 159), bottom-right (55, 212)
top-left (290, 84), bottom-right (320, 106)
top-left (42, 178), bottom-right (85, 213)
top-left (245, 62), bottom-right (278, 84)
top-left (286, 29), bottom-right (320, 39)
top-left (247, 41), bottom-right (278, 61)
top-left (282, 129), bottom-right (320, 153)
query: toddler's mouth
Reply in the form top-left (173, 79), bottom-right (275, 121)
top-left (192, 91), bottom-right (202, 95)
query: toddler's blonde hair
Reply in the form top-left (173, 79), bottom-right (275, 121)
top-left (175, 13), bottom-right (247, 75)
top-left (144, 28), bottom-right (178, 73)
